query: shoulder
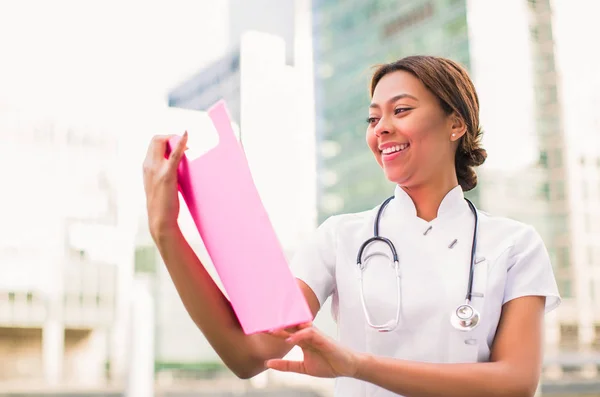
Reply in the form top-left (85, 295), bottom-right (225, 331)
top-left (476, 210), bottom-right (551, 267)
top-left (477, 209), bottom-right (544, 245)
top-left (318, 207), bottom-right (378, 237)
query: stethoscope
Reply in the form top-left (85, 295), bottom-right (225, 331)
top-left (356, 195), bottom-right (480, 333)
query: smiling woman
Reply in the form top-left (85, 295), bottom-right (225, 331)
top-left (142, 55), bottom-right (561, 397)
top-left (366, 57), bottom-right (487, 204)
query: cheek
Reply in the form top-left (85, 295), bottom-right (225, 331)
top-left (366, 130), bottom-right (383, 165)
top-left (405, 115), bottom-right (447, 148)
top-left (366, 130), bottom-right (377, 151)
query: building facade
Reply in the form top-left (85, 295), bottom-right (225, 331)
top-left (312, 0), bottom-right (475, 224)
top-left (0, 105), bottom-right (124, 386)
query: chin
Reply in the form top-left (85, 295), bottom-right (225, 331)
top-left (384, 171), bottom-right (408, 185)
top-left (384, 168), bottom-right (417, 187)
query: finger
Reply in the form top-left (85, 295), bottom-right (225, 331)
top-left (265, 359), bottom-right (306, 374)
top-left (168, 131), bottom-right (188, 168)
top-left (287, 327), bottom-right (320, 346)
top-left (268, 329), bottom-right (292, 339)
top-left (296, 322), bottom-right (313, 330)
top-left (146, 134), bottom-right (171, 163)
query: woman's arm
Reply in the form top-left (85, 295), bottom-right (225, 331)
top-left (143, 133), bottom-right (321, 379)
top-left (268, 296), bottom-right (545, 397)
top-left (353, 296), bottom-right (545, 397)
top-left (155, 226), bottom-right (321, 379)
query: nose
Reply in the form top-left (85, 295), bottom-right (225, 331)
top-left (373, 117), bottom-right (393, 137)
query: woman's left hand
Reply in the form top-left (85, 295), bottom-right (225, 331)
top-left (265, 323), bottom-right (360, 378)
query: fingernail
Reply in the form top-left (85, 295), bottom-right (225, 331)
top-left (183, 130), bottom-right (188, 137)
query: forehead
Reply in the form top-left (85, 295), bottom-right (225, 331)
top-left (371, 70), bottom-right (430, 102)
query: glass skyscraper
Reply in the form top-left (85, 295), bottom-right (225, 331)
top-left (312, 0), bottom-right (474, 223)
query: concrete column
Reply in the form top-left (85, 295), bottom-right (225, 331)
top-left (42, 312), bottom-right (64, 386)
top-left (579, 314), bottom-right (598, 378)
top-left (125, 278), bottom-right (155, 397)
top-left (543, 309), bottom-right (562, 380)
top-left (65, 329), bottom-right (108, 386)
top-left (43, 217), bottom-right (66, 386)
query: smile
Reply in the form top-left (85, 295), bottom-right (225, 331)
top-left (381, 143), bottom-right (409, 154)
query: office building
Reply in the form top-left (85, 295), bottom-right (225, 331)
top-left (312, 0), bottom-right (474, 223)
top-left (0, 104), bottom-right (126, 387)
top-left (167, 0), bottom-right (297, 129)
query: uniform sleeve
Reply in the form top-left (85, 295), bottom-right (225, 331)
top-left (503, 225), bottom-right (561, 313)
top-left (289, 216), bottom-right (338, 307)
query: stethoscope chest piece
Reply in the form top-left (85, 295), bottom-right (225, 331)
top-left (450, 302), bottom-right (480, 331)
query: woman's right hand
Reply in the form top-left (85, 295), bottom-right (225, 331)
top-left (142, 131), bottom-right (189, 240)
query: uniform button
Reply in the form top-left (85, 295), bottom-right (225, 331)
top-left (464, 338), bottom-right (477, 345)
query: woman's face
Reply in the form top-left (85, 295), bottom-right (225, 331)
top-left (366, 70), bottom-right (461, 188)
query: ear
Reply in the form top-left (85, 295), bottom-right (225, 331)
top-left (449, 113), bottom-right (467, 142)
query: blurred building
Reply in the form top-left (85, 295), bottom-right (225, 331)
top-left (470, 0), bottom-right (600, 380)
top-left (548, 0), bottom-right (600, 378)
top-left (312, 0), bottom-right (475, 223)
top-left (0, 105), bottom-right (125, 387)
top-left (167, 51), bottom-right (242, 128)
top-left (167, 0), bottom-right (297, 128)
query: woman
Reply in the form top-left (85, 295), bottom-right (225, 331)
top-left (143, 55), bottom-right (561, 397)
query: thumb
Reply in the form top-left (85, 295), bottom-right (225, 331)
top-left (168, 131), bottom-right (189, 169)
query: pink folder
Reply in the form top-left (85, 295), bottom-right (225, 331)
top-left (167, 100), bottom-right (313, 335)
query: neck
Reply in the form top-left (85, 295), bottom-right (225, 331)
top-left (400, 178), bottom-right (460, 222)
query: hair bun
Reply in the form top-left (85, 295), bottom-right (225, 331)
top-left (463, 147), bottom-right (487, 167)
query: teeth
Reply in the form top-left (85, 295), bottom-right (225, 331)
top-left (382, 144), bottom-right (408, 154)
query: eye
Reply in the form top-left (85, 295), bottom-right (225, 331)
top-left (394, 107), bottom-right (412, 115)
top-left (366, 117), bottom-right (379, 126)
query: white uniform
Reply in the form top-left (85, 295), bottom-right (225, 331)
top-left (291, 185), bottom-right (561, 397)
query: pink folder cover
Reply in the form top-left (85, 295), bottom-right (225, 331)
top-left (167, 100), bottom-right (313, 335)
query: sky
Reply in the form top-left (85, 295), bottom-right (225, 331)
top-left (0, 0), bottom-right (229, 113)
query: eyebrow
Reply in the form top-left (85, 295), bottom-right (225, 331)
top-left (369, 93), bottom-right (419, 108)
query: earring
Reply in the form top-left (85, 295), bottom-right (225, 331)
top-left (452, 133), bottom-right (456, 137)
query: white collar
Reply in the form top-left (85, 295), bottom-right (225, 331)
top-left (392, 184), bottom-right (470, 223)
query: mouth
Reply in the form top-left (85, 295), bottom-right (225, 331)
top-left (380, 143), bottom-right (410, 155)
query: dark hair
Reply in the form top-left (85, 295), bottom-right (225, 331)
top-left (370, 55), bottom-right (486, 191)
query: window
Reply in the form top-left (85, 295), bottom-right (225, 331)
top-left (538, 182), bottom-right (550, 201)
top-left (382, 2), bottom-right (434, 38)
top-left (553, 181), bottom-right (565, 200)
top-left (560, 324), bottom-right (578, 350)
top-left (134, 246), bottom-right (157, 275)
top-left (538, 151), bottom-right (548, 167)
top-left (530, 27), bottom-right (539, 40)
top-left (553, 148), bottom-right (563, 168)
top-left (556, 246), bottom-right (570, 269)
top-left (559, 279), bottom-right (572, 298)
top-left (585, 215), bottom-right (592, 234)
